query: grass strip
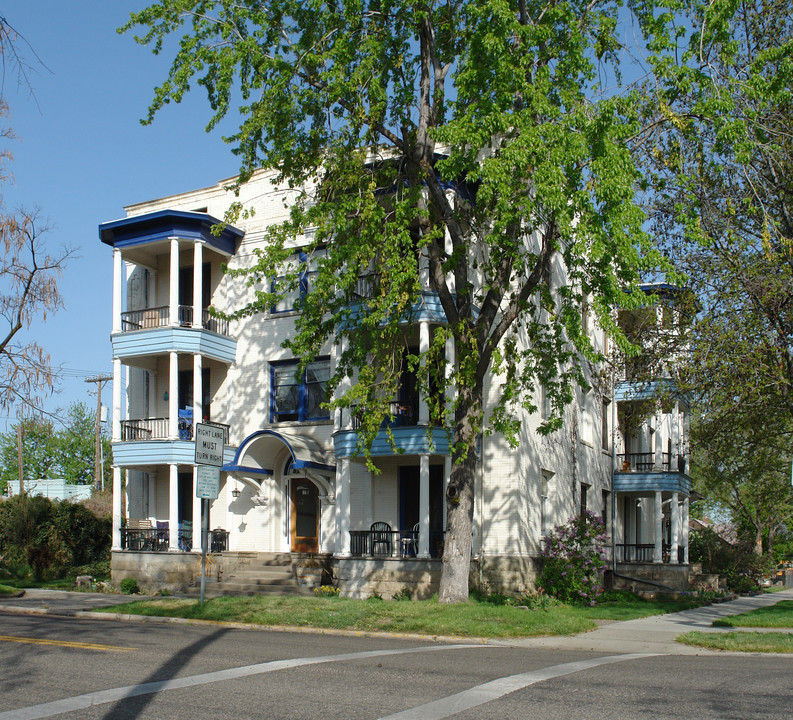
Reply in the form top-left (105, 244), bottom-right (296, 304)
top-left (712, 600), bottom-right (793, 628)
top-left (98, 596), bottom-right (598, 638)
top-left (0, 583), bottom-right (19, 595)
top-left (678, 630), bottom-right (793, 653)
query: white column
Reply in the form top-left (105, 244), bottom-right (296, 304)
top-left (419, 321), bottom-right (430, 425)
top-left (112, 248), bottom-right (123, 333)
top-left (360, 470), bottom-right (372, 531)
top-left (336, 459), bottom-right (351, 556)
top-left (444, 228), bottom-right (455, 293)
top-left (112, 358), bottom-right (122, 442)
top-left (193, 240), bottom-right (203, 328)
top-left (419, 454), bottom-right (431, 558)
top-left (445, 335), bottom-right (455, 419)
top-left (169, 237), bottom-right (180, 326)
top-left (193, 353), bottom-right (203, 426)
top-left (670, 491), bottom-right (679, 565)
top-left (169, 464), bottom-right (180, 551)
top-left (192, 467), bottom-right (202, 552)
top-left (653, 490), bottom-right (663, 563)
top-left (112, 466), bottom-right (122, 550)
top-left (654, 414), bottom-right (663, 471)
top-left (670, 401), bottom-right (680, 470)
top-left (169, 351), bottom-right (179, 439)
top-left (682, 496), bottom-right (690, 564)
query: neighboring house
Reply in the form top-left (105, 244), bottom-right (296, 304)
top-left (100, 170), bottom-right (692, 596)
top-left (4, 478), bottom-right (93, 503)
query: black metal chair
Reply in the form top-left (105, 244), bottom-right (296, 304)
top-left (370, 521), bottom-right (392, 556)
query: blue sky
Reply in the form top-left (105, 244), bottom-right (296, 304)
top-left (2, 2), bottom-right (240, 428)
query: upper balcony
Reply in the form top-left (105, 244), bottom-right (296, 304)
top-left (101, 210), bottom-right (244, 365)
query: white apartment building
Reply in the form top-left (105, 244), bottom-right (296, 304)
top-left (101, 171), bottom-right (692, 597)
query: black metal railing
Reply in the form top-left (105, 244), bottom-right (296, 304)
top-left (348, 529), bottom-right (445, 558)
top-left (120, 305), bottom-right (230, 336)
top-left (120, 418), bottom-right (229, 444)
top-left (121, 306), bottom-right (169, 331)
top-left (615, 543), bottom-right (685, 564)
top-left (616, 452), bottom-right (674, 472)
top-left (615, 543), bottom-right (656, 563)
top-left (350, 399), bottom-right (421, 430)
top-left (121, 527), bottom-right (170, 552)
top-left (120, 417), bottom-right (168, 441)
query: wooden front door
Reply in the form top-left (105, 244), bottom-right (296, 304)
top-left (290, 479), bottom-right (319, 553)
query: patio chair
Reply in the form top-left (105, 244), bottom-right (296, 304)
top-left (178, 521), bottom-right (193, 551)
top-left (370, 521), bottom-right (392, 556)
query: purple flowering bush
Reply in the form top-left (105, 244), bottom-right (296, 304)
top-left (538, 511), bottom-right (609, 605)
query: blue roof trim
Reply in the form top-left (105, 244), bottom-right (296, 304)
top-left (221, 463), bottom-right (273, 476)
top-left (99, 210), bottom-right (243, 256)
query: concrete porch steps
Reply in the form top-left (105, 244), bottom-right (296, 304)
top-left (182, 552), bottom-right (328, 598)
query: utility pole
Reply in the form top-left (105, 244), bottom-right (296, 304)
top-left (86, 375), bottom-right (112, 491)
top-left (17, 421), bottom-right (24, 494)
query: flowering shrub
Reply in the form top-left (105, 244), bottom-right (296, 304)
top-left (538, 511), bottom-right (608, 605)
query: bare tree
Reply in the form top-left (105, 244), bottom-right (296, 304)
top-left (0, 17), bottom-right (71, 415)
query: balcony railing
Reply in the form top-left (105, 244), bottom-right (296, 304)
top-left (616, 452), bottom-right (677, 473)
top-left (120, 418), bottom-right (230, 444)
top-left (120, 305), bottom-right (229, 336)
top-left (615, 543), bottom-right (685, 564)
top-left (349, 398), bottom-right (422, 430)
top-left (121, 417), bottom-right (168, 441)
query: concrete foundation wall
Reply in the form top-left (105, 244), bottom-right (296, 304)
top-left (472, 555), bottom-right (543, 595)
top-left (613, 563), bottom-right (691, 592)
top-left (112, 551), bottom-right (205, 593)
top-left (335, 558), bottom-right (442, 600)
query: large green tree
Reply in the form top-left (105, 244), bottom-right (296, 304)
top-left (641, 0), bottom-right (793, 545)
top-left (123, 0), bottom-right (748, 601)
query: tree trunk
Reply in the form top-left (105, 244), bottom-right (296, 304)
top-left (438, 386), bottom-right (481, 603)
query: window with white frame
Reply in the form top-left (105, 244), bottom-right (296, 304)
top-left (271, 358), bottom-right (331, 422)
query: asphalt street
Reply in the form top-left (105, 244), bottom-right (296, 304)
top-left (0, 589), bottom-right (791, 719)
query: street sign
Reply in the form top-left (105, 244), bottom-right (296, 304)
top-left (195, 465), bottom-right (220, 500)
top-left (194, 423), bottom-right (225, 467)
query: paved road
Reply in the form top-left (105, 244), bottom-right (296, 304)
top-left (0, 589), bottom-right (791, 719)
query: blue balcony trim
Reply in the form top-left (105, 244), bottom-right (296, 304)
top-left (99, 210), bottom-right (243, 256)
top-left (613, 471), bottom-right (692, 495)
top-left (334, 425), bottom-right (450, 458)
top-left (112, 326), bottom-right (237, 364)
top-left (112, 441), bottom-right (237, 467)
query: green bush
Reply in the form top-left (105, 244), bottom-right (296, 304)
top-left (690, 528), bottom-right (773, 592)
top-left (392, 586), bottom-right (413, 601)
top-left (120, 577), bottom-right (140, 595)
top-left (0, 494), bottom-right (110, 580)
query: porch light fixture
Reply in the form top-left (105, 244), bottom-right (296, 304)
top-left (231, 486), bottom-right (241, 498)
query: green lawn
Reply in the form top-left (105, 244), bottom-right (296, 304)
top-left (712, 600), bottom-right (793, 628)
top-left (678, 631), bottom-right (793, 653)
top-left (0, 583), bottom-right (19, 596)
top-left (97, 592), bottom-right (707, 639)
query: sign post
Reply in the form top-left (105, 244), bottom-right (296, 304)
top-left (195, 423), bottom-right (225, 606)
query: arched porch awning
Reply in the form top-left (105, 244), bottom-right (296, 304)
top-left (223, 429), bottom-right (336, 501)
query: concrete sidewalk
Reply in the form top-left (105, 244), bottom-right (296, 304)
top-left (0, 587), bottom-right (151, 616)
top-left (500, 588), bottom-right (793, 655)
